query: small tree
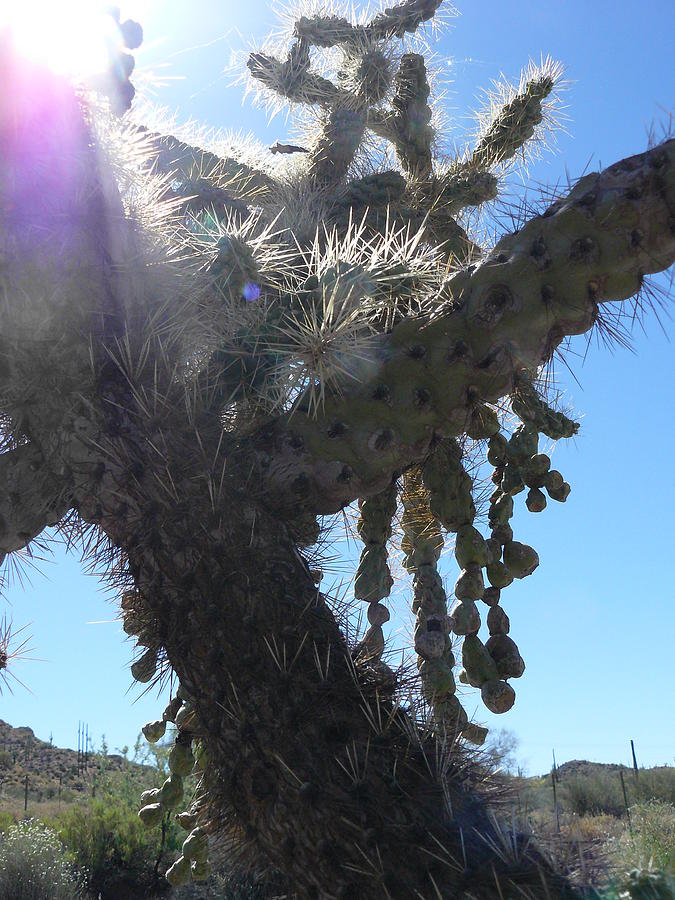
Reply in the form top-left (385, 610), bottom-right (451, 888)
top-left (0, 2), bottom-right (673, 896)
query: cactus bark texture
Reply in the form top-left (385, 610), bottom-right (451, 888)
top-left (1, 4), bottom-right (674, 897)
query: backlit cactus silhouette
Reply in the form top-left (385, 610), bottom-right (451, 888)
top-left (1, 2), bottom-right (674, 896)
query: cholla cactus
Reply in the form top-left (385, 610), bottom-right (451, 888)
top-left (1, 2), bottom-right (674, 897)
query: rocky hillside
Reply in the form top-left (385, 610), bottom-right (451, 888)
top-left (0, 719), bottom-right (154, 801)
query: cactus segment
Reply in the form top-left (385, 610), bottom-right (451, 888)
top-left (367, 601), bottom-right (390, 626)
top-left (182, 826), bottom-right (209, 861)
top-left (354, 544), bottom-right (394, 601)
top-left (176, 811), bottom-right (199, 831)
top-left (506, 424), bottom-right (539, 462)
top-left (482, 586), bottom-right (501, 607)
top-left (140, 788), bottom-right (160, 806)
top-left (512, 374), bottom-right (579, 439)
top-left (191, 858), bottom-right (211, 882)
top-left (420, 657), bottom-right (456, 701)
top-left (487, 433), bottom-right (508, 467)
top-left (472, 65), bottom-right (559, 170)
top-left (389, 54), bottom-right (434, 177)
top-left (309, 107), bottom-right (367, 188)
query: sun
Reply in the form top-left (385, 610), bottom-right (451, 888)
top-left (0, 1), bottom-right (128, 78)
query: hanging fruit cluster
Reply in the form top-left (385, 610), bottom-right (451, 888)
top-left (137, 687), bottom-right (212, 887)
top-left (352, 378), bottom-right (576, 731)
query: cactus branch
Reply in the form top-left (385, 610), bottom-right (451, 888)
top-left (242, 139), bottom-right (675, 515)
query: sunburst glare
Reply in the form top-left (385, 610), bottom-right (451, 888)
top-left (1, 1), bottom-right (126, 77)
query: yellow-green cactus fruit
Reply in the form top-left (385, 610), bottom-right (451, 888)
top-left (466, 403), bottom-right (500, 440)
top-left (166, 855), bottom-right (191, 887)
top-left (163, 696), bottom-right (182, 723)
top-left (140, 788), bottom-right (160, 806)
top-left (486, 634), bottom-right (525, 679)
top-left (482, 586), bottom-right (501, 607)
top-left (191, 858), bottom-right (211, 882)
top-left (176, 811), bottom-right (199, 831)
top-left (486, 561), bottom-right (514, 589)
top-left (175, 703), bottom-right (198, 733)
top-left (183, 826), bottom-right (209, 861)
top-left (461, 634), bottom-right (498, 687)
top-left (454, 566), bottom-right (484, 600)
top-left (454, 524), bottom-right (488, 568)
top-left (526, 487), bottom-right (547, 512)
top-left (462, 723), bottom-right (489, 746)
top-left (131, 647), bottom-right (157, 683)
top-left (507, 424), bottom-right (539, 462)
top-left (354, 545), bottom-right (394, 601)
top-left (169, 742), bottom-right (195, 777)
top-left (138, 802), bottom-right (164, 828)
top-left (142, 719), bottom-right (166, 743)
top-left (547, 479), bottom-right (571, 502)
top-left (481, 678), bottom-right (516, 714)
top-left (451, 599), bottom-right (481, 635)
top-left (503, 541), bottom-right (539, 578)
top-left (523, 453), bottom-right (551, 488)
top-left (419, 658), bottom-right (456, 701)
top-left (159, 774), bottom-right (184, 809)
top-left (487, 606), bottom-right (510, 635)
top-left (487, 433), bottom-right (508, 467)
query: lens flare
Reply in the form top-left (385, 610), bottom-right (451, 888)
top-left (0, 1), bottom-right (123, 77)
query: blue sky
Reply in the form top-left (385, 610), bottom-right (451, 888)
top-left (1, 0), bottom-right (673, 775)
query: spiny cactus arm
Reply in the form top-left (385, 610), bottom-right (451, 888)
top-left (138, 130), bottom-right (276, 204)
top-left (242, 139), bottom-right (675, 516)
top-left (247, 39), bottom-right (339, 106)
top-left (387, 53), bottom-right (434, 177)
top-left (0, 444), bottom-right (71, 555)
top-left (294, 0), bottom-right (442, 48)
top-left (471, 63), bottom-right (559, 170)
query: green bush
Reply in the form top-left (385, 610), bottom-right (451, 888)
top-left (0, 818), bottom-right (85, 899)
top-left (610, 801), bottom-right (675, 877)
top-left (57, 796), bottom-right (178, 898)
top-left (562, 771), bottom-right (626, 818)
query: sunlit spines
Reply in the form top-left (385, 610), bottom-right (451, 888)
top-left (471, 58), bottom-right (565, 171)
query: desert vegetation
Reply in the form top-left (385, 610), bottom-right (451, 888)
top-left (0, 0), bottom-right (673, 896)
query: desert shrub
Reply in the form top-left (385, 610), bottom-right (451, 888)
top-left (57, 796), bottom-right (179, 898)
top-left (562, 772), bottom-right (626, 818)
top-left (0, 818), bottom-right (85, 899)
top-left (609, 801), bottom-right (675, 877)
top-left (0, 811), bottom-right (16, 832)
top-left (0, 750), bottom-right (12, 769)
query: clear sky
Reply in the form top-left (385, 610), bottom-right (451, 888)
top-left (1, 0), bottom-right (673, 776)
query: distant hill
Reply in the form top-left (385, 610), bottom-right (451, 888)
top-left (0, 718), bottom-right (155, 804)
